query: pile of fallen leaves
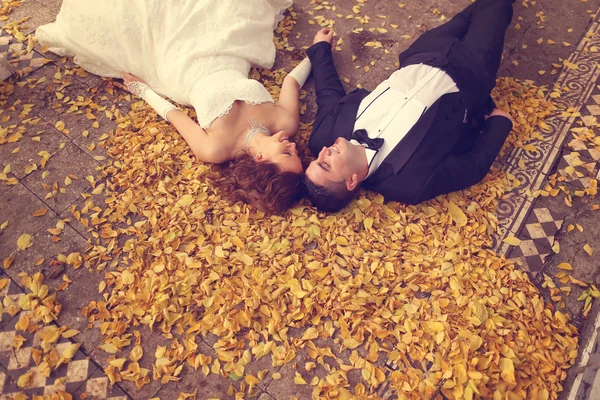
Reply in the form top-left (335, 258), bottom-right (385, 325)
top-left (65, 71), bottom-right (579, 399)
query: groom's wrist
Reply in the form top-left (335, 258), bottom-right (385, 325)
top-left (307, 41), bottom-right (333, 60)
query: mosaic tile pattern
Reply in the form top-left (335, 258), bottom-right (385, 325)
top-left (493, 19), bottom-right (600, 240)
top-left (0, 277), bottom-right (23, 329)
top-left (0, 275), bottom-right (127, 399)
top-left (492, 20), bottom-right (600, 274)
top-left (0, 29), bottom-right (50, 79)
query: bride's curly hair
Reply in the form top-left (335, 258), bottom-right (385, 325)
top-left (210, 152), bottom-right (303, 214)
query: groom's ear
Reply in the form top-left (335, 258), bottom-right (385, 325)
top-left (346, 174), bottom-right (359, 191)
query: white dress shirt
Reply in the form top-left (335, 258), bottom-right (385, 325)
top-left (352, 64), bottom-right (459, 178)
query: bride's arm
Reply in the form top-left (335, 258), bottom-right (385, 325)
top-left (277, 58), bottom-right (312, 135)
top-left (165, 110), bottom-right (228, 164)
top-left (123, 74), bottom-right (227, 164)
top-left (277, 76), bottom-right (301, 134)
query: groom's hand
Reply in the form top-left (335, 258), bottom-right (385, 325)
top-left (485, 108), bottom-right (514, 124)
top-left (313, 28), bottom-right (335, 47)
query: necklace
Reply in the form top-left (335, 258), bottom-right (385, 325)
top-left (245, 118), bottom-right (272, 149)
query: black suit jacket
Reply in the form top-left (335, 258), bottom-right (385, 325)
top-left (306, 42), bottom-right (513, 205)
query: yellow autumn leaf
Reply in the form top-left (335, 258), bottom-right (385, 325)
top-left (109, 358), bottom-right (127, 369)
top-left (294, 372), bottom-right (307, 385)
top-left (503, 235), bottom-right (521, 246)
top-left (38, 326), bottom-right (60, 344)
top-left (448, 200), bottom-right (467, 227)
top-left (62, 343), bottom-right (81, 360)
top-left (17, 371), bottom-right (34, 388)
top-left (556, 263), bottom-right (573, 271)
top-left (238, 253), bottom-right (253, 266)
top-left (17, 233), bottom-right (32, 250)
top-left (15, 314), bottom-right (29, 331)
top-left (584, 244), bottom-right (593, 256)
top-left (99, 343), bottom-right (118, 354)
top-left (61, 329), bottom-right (81, 338)
top-left (130, 345), bottom-right (143, 362)
top-left (288, 278), bottom-right (307, 298)
top-left (245, 374), bottom-right (260, 385)
top-left (32, 208), bottom-right (48, 217)
top-left (499, 358), bottom-right (516, 385)
top-left (13, 335), bottom-right (27, 349)
top-left (121, 270), bottom-right (135, 285)
top-left (343, 337), bottom-right (362, 349)
top-left (176, 194), bottom-right (194, 207)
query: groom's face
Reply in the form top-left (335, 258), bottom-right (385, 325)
top-left (306, 137), bottom-right (363, 189)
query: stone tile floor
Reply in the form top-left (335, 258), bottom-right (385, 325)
top-left (1, 0), bottom-right (600, 398)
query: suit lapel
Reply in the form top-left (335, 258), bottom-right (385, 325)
top-left (308, 89), bottom-right (370, 154)
top-left (384, 101), bottom-right (441, 174)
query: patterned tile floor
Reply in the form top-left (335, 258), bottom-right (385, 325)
top-left (1, 0), bottom-right (600, 399)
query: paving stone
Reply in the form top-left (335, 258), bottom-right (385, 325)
top-left (0, 172), bottom-right (18, 197)
top-left (0, 118), bottom-right (67, 180)
top-left (369, 0), bottom-right (438, 42)
top-left (257, 392), bottom-right (276, 400)
top-left (0, 365), bottom-right (21, 399)
top-left (520, 193), bottom-right (570, 248)
top-left (58, 187), bottom-right (107, 241)
top-left (3, 216), bottom-right (88, 292)
top-left (556, 148), bottom-right (599, 192)
top-left (72, 367), bottom-right (130, 400)
top-left (34, 0), bottom-right (62, 16)
top-left (0, 54), bottom-right (15, 81)
top-left (0, 183), bottom-right (57, 260)
top-left (356, 57), bottom-right (395, 91)
top-left (72, 116), bottom-right (117, 161)
top-left (153, 362), bottom-right (240, 400)
top-left (264, 349), bottom-right (321, 400)
top-left (36, 79), bottom-right (96, 136)
top-left (54, 267), bottom-right (105, 356)
top-left (1, 0), bottom-right (56, 35)
top-left (502, 0), bottom-right (551, 51)
top-left (539, 201), bottom-right (600, 317)
top-left (0, 273), bottom-right (24, 330)
top-left (21, 142), bottom-right (101, 215)
top-left (301, 0), bottom-right (379, 20)
top-left (3, 65), bottom-right (68, 114)
top-left (505, 225), bottom-right (553, 273)
top-left (244, 352), bottom-right (282, 391)
top-left (505, 0), bottom-right (598, 87)
top-left (89, 328), bottom-right (169, 400)
top-left (0, 313), bottom-right (96, 396)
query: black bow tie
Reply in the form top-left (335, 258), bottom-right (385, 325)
top-left (351, 129), bottom-right (384, 151)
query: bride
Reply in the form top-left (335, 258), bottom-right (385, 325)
top-left (36, 0), bottom-right (312, 213)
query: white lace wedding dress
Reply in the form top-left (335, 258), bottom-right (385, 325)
top-left (36, 0), bottom-right (292, 128)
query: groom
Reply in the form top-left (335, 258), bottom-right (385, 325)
top-left (304, 0), bottom-right (515, 212)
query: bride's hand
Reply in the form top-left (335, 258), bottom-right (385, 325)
top-left (122, 73), bottom-right (148, 97)
top-left (123, 72), bottom-right (146, 85)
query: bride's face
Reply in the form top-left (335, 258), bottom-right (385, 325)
top-left (258, 131), bottom-right (303, 174)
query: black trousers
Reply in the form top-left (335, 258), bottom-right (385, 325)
top-left (401, 0), bottom-right (514, 105)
